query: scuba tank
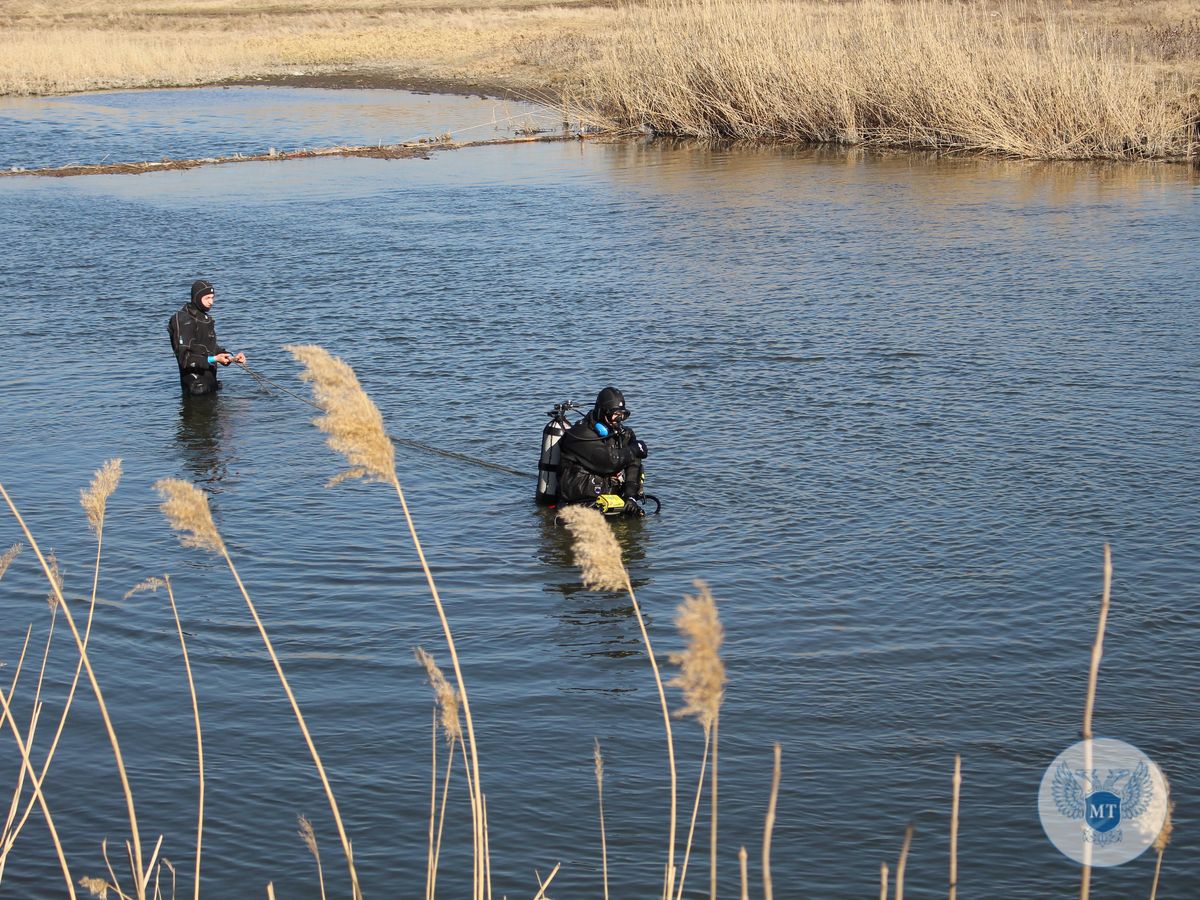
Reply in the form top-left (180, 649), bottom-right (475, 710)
top-left (536, 400), bottom-right (577, 504)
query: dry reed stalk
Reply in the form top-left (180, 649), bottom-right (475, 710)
top-left (99, 840), bottom-right (130, 900)
top-left (427, 709), bottom-right (436, 900)
top-left (669, 580), bottom-right (726, 900)
top-left (287, 343), bottom-right (485, 900)
top-left (895, 824), bottom-right (914, 900)
top-left (162, 858), bottom-right (176, 900)
top-left (675, 736), bottom-right (710, 900)
top-left (0, 623), bottom-right (33, 796)
top-left (430, 739), bottom-right (457, 898)
top-left (161, 577), bottom-right (204, 900)
top-left (594, 739), bottom-right (609, 900)
top-left (125, 577), bottom-right (204, 900)
top-left (0, 543), bottom-right (20, 581)
top-left (1080, 544), bottom-right (1112, 900)
top-left (737, 846), bottom-right (748, 900)
top-left (879, 861), bottom-right (888, 900)
top-left (949, 755), bottom-right (961, 900)
top-left (0, 479), bottom-right (143, 898)
top-left (298, 815), bottom-right (326, 900)
top-left (1, 602), bottom-right (58, 875)
top-left (483, 793), bottom-right (493, 900)
top-left (0, 683), bottom-right (75, 896)
top-left (710, 715), bottom-right (719, 900)
top-left (1149, 795), bottom-right (1173, 900)
top-left (11, 463), bottom-right (120, 846)
top-left (532, 862), bottom-right (561, 900)
top-left (558, 504), bottom-right (679, 897)
top-left (762, 742), bottom-right (781, 900)
top-left (154, 477), bottom-right (361, 900)
top-left (266, 883), bottom-right (275, 900)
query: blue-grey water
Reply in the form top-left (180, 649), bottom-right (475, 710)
top-left (0, 88), bottom-right (1197, 899)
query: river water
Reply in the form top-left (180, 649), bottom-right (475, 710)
top-left (0, 88), bottom-right (1197, 899)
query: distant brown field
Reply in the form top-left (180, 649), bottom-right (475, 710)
top-left (2, 1), bottom-right (1198, 159)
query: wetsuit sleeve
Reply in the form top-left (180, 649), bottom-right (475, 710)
top-left (615, 426), bottom-right (645, 498)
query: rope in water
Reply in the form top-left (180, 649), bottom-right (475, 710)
top-left (236, 361), bottom-right (531, 479)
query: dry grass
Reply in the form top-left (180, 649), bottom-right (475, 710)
top-left (0, 0), bottom-right (607, 96)
top-left (571, 0), bottom-right (1200, 160)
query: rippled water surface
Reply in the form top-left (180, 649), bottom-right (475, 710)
top-left (1, 89), bottom-right (1198, 899)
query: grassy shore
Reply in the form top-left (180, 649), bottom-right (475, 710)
top-left (2, 1), bottom-right (1199, 159)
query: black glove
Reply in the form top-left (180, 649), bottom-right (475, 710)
top-left (632, 439), bottom-right (648, 459)
top-left (623, 497), bottom-right (646, 518)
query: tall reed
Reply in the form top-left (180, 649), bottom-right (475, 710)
top-left (669, 580), bottom-right (726, 900)
top-left (126, 575), bottom-right (204, 900)
top-left (573, 0), bottom-right (1196, 160)
top-left (949, 755), bottom-right (961, 900)
top-left (1079, 544), bottom-right (1112, 900)
top-left (895, 824), bottom-right (914, 900)
top-left (1149, 793), bottom-right (1173, 900)
top-left (286, 342), bottom-right (487, 900)
top-left (1, 470), bottom-right (144, 897)
top-left (298, 814), bottom-right (326, 900)
top-left (558, 504), bottom-right (679, 898)
top-left (762, 742), bottom-right (781, 900)
top-left (594, 739), bottom-right (609, 900)
top-left (153, 477), bottom-right (361, 900)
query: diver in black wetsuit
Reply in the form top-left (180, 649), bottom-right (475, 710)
top-left (168, 279), bottom-right (245, 396)
top-left (557, 386), bottom-right (649, 516)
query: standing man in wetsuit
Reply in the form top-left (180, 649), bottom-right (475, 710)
top-left (168, 279), bottom-right (245, 396)
top-left (557, 386), bottom-right (649, 516)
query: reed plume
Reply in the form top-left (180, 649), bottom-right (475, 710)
top-left (288, 343), bottom-right (486, 900)
top-left (78, 875), bottom-right (109, 898)
top-left (283, 344), bottom-right (394, 485)
top-left (154, 477), bottom-right (360, 900)
top-left (154, 479), bottom-right (224, 554)
top-left (415, 647), bottom-right (462, 742)
top-left (42, 551), bottom-right (62, 610)
top-left (558, 503), bottom-right (677, 897)
top-left (670, 581), bottom-right (726, 731)
top-left (557, 505), bottom-right (627, 591)
top-left (298, 815), bottom-right (326, 900)
top-left (0, 543), bottom-right (20, 581)
top-left (81, 459), bottom-right (121, 536)
top-left (415, 646), bottom-right (462, 900)
top-left (668, 580), bottom-right (726, 900)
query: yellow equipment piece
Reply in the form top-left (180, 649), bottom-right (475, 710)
top-left (594, 494), bottom-right (626, 513)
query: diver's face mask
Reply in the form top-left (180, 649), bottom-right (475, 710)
top-left (604, 407), bottom-right (630, 426)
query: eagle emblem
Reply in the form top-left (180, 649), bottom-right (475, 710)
top-left (1052, 761), bottom-right (1153, 847)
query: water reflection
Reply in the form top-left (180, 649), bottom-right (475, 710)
top-left (536, 507), bottom-right (654, 663)
top-left (174, 394), bottom-right (241, 490)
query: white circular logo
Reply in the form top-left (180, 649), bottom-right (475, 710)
top-left (1038, 738), bottom-right (1169, 867)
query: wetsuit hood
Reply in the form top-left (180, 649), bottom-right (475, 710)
top-left (189, 279), bottom-right (214, 317)
top-left (593, 386), bottom-right (628, 422)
